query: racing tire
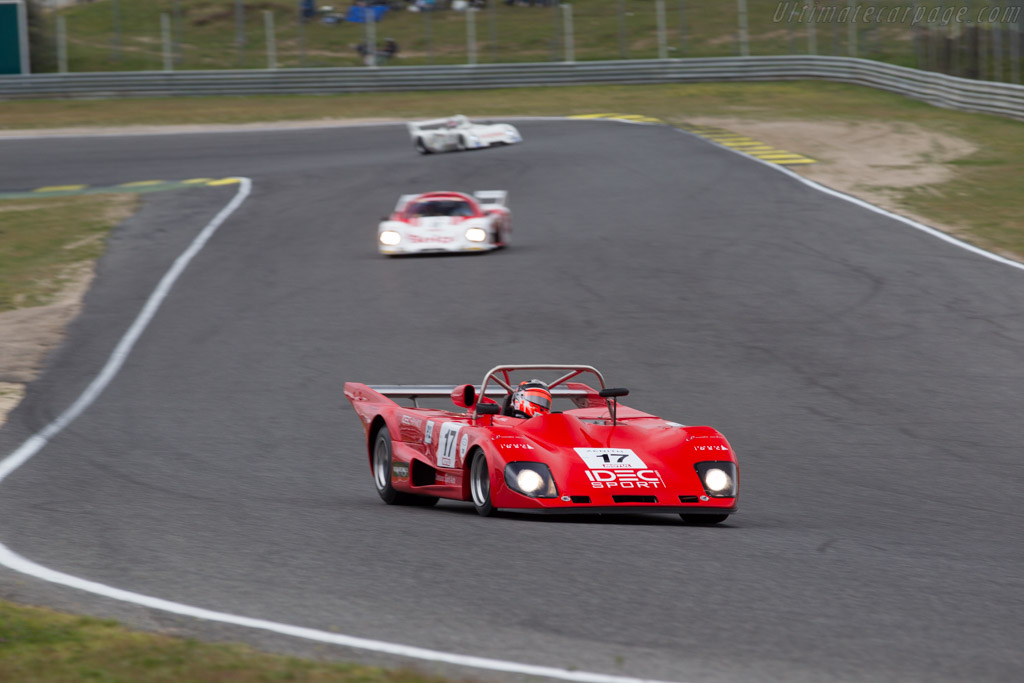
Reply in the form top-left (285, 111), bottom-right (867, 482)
top-left (469, 451), bottom-right (496, 517)
top-left (680, 513), bottom-right (729, 525)
top-left (457, 135), bottom-right (468, 151)
top-left (372, 427), bottom-right (439, 507)
top-left (414, 138), bottom-right (431, 155)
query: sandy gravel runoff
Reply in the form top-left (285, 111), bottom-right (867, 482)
top-left (0, 117), bottom-right (976, 426)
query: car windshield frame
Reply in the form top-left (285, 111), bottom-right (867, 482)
top-left (406, 199), bottom-right (476, 218)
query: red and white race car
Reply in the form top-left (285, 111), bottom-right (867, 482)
top-left (377, 190), bottom-right (510, 256)
top-left (344, 365), bottom-right (739, 523)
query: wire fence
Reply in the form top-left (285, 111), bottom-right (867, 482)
top-left (23, 1), bottom-right (1024, 84)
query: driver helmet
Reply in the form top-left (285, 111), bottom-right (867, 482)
top-left (511, 380), bottom-right (551, 418)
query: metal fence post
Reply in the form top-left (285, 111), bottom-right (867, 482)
top-left (161, 13), bottom-right (172, 71)
top-left (617, 0), bottom-right (628, 59)
top-left (912, 1), bottom-right (922, 68)
top-left (110, 0), bottom-right (121, 62)
top-left (264, 10), bottom-right (277, 69)
top-left (847, 0), bottom-right (857, 57)
top-left (235, 0), bottom-right (245, 67)
top-left (807, 16), bottom-right (817, 55)
top-left (1011, 20), bottom-right (1020, 84)
top-left (994, 23), bottom-right (1003, 81)
top-left (489, 0), bottom-right (498, 63)
top-left (551, 0), bottom-right (561, 62)
top-left (467, 7), bottom-right (477, 66)
top-left (656, 0), bottom-right (667, 59)
top-left (786, 5), bottom-right (794, 54)
top-left (737, 0), bottom-right (749, 57)
top-left (562, 4), bottom-right (574, 63)
top-left (173, 0), bottom-right (183, 66)
top-left (297, 3), bottom-right (306, 67)
top-left (679, 0), bottom-right (687, 56)
top-left (56, 14), bottom-right (67, 73)
top-left (366, 9), bottom-right (377, 67)
top-left (978, 23), bottom-right (987, 80)
top-left (424, 9), bottom-right (432, 65)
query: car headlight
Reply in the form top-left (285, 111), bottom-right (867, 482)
top-left (465, 227), bottom-right (488, 243)
top-left (504, 462), bottom-right (558, 498)
top-left (694, 461), bottom-right (738, 498)
top-left (379, 230), bottom-right (401, 246)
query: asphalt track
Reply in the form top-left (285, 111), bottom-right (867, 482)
top-left (1, 120), bottom-right (1022, 683)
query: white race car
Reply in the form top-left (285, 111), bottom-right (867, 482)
top-left (408, 115), bottom-right (522, 154)
top-left (378, 191), bottom-right (510, 256)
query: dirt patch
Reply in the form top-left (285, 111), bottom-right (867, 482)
top-left (684, 117), bottom-right (976, 236)
top-left (0, 263), bottom-right (94, 426)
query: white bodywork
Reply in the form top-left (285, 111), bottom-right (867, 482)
top-left (378, 190), bottom-right (511, 256)
top-left (407, 115), bottom-right (522, 154)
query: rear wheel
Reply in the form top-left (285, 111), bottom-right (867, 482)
top-left (457, 135), bottom-right (468, 151)
top-left (372, 427), bottom-right (438, 506)
top-left (469, 451), bottom-right (496, 517)
top-left (680, 513), bottom-right (729, 525)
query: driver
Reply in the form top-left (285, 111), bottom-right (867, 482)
top-left (508, 380), bottom-right (552, 418)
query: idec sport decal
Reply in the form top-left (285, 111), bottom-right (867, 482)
top-left (584, 469), bottom-right (665, 489)
top-left (575, 448), bottom-right (664, 489)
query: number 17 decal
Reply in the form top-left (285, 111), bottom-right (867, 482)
top-left (437, 422), bottom-right (463, 468)
top-left (574, 447), bottom-right (647, 469)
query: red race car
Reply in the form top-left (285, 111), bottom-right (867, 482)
top-left (344, 365), bottom-right (738, 523)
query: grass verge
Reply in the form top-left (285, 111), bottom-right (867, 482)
top-left (0, 600), bottom-right (450, 682)
top-left (0, 193), bottom-right (138, 313)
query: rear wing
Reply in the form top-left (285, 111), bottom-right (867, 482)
top-left (473, 190), bottom-right (508, 208)
top-left (344, 382), bottom-right (602, 409)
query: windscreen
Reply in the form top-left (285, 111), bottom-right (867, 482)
top-left (407, 200), bottom-right (474, 218)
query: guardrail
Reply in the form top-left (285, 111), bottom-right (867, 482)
top-left (2, 56), bottom-right (1023, 122)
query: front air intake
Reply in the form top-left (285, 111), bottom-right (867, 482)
top-left (678, 496), bottom-right (700, 503)
top-left (613, 495), bottom-right (658, 504)
top-left (570, 496), bottom-right (591, 504)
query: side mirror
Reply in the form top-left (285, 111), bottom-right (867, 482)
top-left (475, 402), bottom-right (500, 416)
top-left (450, 384), bottom-right (476, 409)
top-left (599, 387), bottom-right (629, 398)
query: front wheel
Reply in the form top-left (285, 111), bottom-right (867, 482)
top-left (469, 451), bottom-right (496, 517)
top-left (372, 427), bottom-right (438, 507)
top-left (680, 513), bottom-right (729, 525)
top-left (414, 138), bottom-right (431, 154)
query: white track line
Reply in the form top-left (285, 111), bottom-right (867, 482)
top-left (0, 174), bottom-right (688, 683)
top-left (666, 123), bottom-right (1024, 273)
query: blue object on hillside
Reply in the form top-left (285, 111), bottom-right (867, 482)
top-left (345, 5), bottom-right (389, 23)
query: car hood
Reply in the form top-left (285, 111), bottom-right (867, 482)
top-left (491, 412), bottom-right (734, 465)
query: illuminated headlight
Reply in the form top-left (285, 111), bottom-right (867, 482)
top-left (694, 462), bottom-right (738, 498)
top-left (517, 470), bottom-right (545, 494)
top-left (504, 462), bottom-right (558, 498)
top-left (465, 227), bottom-right (488, 243)
top-left (704, 468), bottom-right (731, 493)
top-left (379, 230), bottom-right (401, 246)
